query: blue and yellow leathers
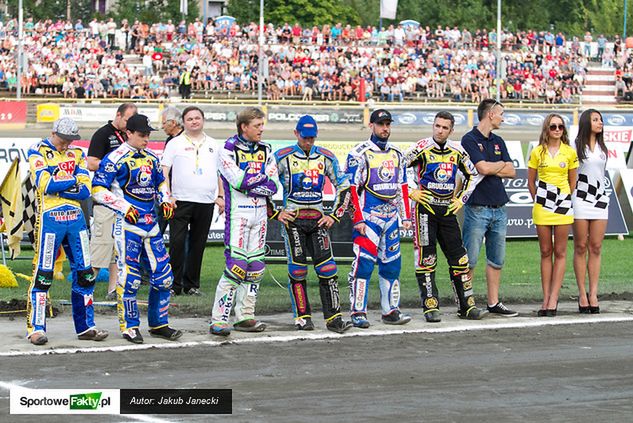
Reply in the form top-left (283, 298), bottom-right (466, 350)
top-left (92, 143), bottom-right (173, 333)
top-left (345, 139), bottom-right (411, 317)
top-left (27, 138), bottom-right (95, 338)
top-left (404, 137), bottom-right (479, 315)
top-left (272, 144), bottom-right (350, 323)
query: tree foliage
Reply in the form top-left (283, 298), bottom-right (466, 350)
top-left (227, 0), bottom-right (360, 26)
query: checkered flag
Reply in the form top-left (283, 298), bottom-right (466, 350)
top-left (535, 180), bottom-right (572, 215)
top-left (21, 172), bottom-right (37, 247)
top-left (575, 173), bottom-right (608, 210)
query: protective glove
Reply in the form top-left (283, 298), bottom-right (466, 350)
top-left (161, 202), bottom-right (174, 220)
top-left (125, 206), bottom-right (140, 224)
top-left (409, 188), bottom-right (433, 205)
top-left (445, 197), bottom-right (464, 216)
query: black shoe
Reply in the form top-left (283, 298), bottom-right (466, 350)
top-left (545, 309), bottom-right (557, 317)
top-left (382, 309), bottom-right (412, 325)
top-left (122, 328), bottom-right (144, 344)
top-left (589, 305), bottom-right (600, 314)
top-left (295, 317), bottom-right (315, 331)
top-left (326, 317), bottom-right (352, 334)
top-left (537, 309), bottom-right (548, 317)
top-left (186, 288), bottom-right (202, 296)
top-left (149, 326), bottom-right (183, 341)
top-left (487, 302), bottom-right (519, 317)
top-left (424, 309), bottom-right (441, 323)
top-left (458, 306), bottom-right (488, 320)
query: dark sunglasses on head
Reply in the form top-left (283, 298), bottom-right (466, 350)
top-left (549, 124), bottom-right (565, 131)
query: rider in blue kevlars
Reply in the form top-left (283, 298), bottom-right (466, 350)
top-left (92, 114), bottom-right (182, 344)
top-left (271, 115), bottom-right (352, 333)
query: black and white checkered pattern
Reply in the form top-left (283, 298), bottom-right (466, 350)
top-left (21, 172), bottom-right (37, 246)
top-left (535, 180), bottom-right (572, 215)
top-left (575, 173), bottom-right (608, 210)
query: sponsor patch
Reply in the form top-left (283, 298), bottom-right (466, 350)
top-left (231, 264), bottom-right (246, 279)
top-left (424, 297), bottom-right (439, 309)
top-left (34, 292), bottom-right (47, 326)
top-left (42, 233), bottom-right (56, 270)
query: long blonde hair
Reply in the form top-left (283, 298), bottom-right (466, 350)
top-left (538, 113), bottom-right (569, 159)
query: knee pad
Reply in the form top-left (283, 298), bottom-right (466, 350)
top-left (246, 259), bottom-right (265, 283)
top-left (152, 263), bottom-right (174, 289)
top-left (288, 263), bottom-right (308, 281)
top-left (315, 258), bottom-right (337, 278)
top-left (34, 270), bottom-right (54, 291)
top-left (77, 269), bottom-right (96, 288)
top-left (418, 253), bottom-right (438, 273)
top-left (378, 256), bottom-right (401, 282)
top-left (225, 256), bottom-right (248, 283)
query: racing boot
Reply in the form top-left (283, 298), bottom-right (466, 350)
top-left (417, 271), bottom-right (440, 315)
top-left (326, 316), bottom-right (352, 334)
top-left (29, 333), bottom-right (48, 346)
top-left (122, 327), bottom-right (144, 344)
top-left (458, 306), bottom-right (488, 320)
top-left (149, 326), bottom-right (183, 341)
top-left (424, 309), bottom-right (442, 323)
top-left (295, 316), bottom-right (315, 331)
top-left (233, 319), bottom-right (267, 332)
top-left (382, 309), bottom-right (412, 325)
top-left (210, 323), bottom-right (231, 337)
top-left (351, 313), bottom-right (370, 329)
top-left (77, 328), bottom-right (109, 341)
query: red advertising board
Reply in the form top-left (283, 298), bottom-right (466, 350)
top-left (0, 101), bottom-right (27, 128)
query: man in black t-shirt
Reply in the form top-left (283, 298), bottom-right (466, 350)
top-left (87, 102), bottom-right (137, 300)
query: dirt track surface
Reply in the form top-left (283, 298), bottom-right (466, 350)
top-left (1, 301), bottom-right (633, 422)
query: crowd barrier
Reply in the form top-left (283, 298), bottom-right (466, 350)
top-left (5, 100), bottom-right (633, 129)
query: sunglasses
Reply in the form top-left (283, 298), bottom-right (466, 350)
top-left (549, 124), bottom-right (565, 131)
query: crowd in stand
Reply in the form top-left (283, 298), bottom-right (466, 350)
top-left (0, 17), bottom-right (622, 103)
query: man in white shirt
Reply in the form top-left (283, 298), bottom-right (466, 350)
top-left (161, 106), bottom-right (224, 296)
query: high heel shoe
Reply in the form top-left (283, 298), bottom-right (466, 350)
top-left (545, 309), bottom-right (557, 317)
top-left (588, 294), bottom-right (600, 314)
top-left (578, 295), bottom-right (590, 314)
top-left (537, 309), bottom-right (548, 317)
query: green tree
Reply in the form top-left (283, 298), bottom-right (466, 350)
top-left (112, 0), bottom-right (199, 24)
top-left (227, 0), bottom-right (360, 26)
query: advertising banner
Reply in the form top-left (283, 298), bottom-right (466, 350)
top-left (266, 107), bottom-right (363, 124)
top-left (36, 103), bottom-right (60, 123)
top-left (504, 169), bottom-right (628, 237)
top-left (391, 110), bottom-right (468, 127)
top-left (0, 101), bottom-right (27, 129)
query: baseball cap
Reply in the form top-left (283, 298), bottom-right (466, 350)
top-left (370, 109), bottom-right (393, 124)
top-left (126, 114), bottom-right (157, 133)
top-left (296, 115), bottom-right (318, 138)
top-left (52, 117), bottom-right (81, 141)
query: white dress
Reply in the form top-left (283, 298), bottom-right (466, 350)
top-left (573, 145), bottom-right (609, 220)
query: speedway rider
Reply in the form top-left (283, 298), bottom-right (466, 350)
top-left (210, 107), bottom-right (279, 336)
top-left (404, 111), bottom-right (486, 322)
top-left (26, 117), bottom-right (109, 345)
top-left (345, 109), bottom-right (412, 328)
top-left (92, 114), bottom-right (182, 344)
top-left (271, 115), bottom-right (352, 333)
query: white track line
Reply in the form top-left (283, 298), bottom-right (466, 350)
top-left (0, 381), bottom-right (174, 423)
top-left (1, 315), bottom-right (632, 357)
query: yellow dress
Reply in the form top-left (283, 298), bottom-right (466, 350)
top-left (528, 143), bottom-right (579, 225)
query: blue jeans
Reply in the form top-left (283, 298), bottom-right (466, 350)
top-left (462, 204), bottom-right (507, 269)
